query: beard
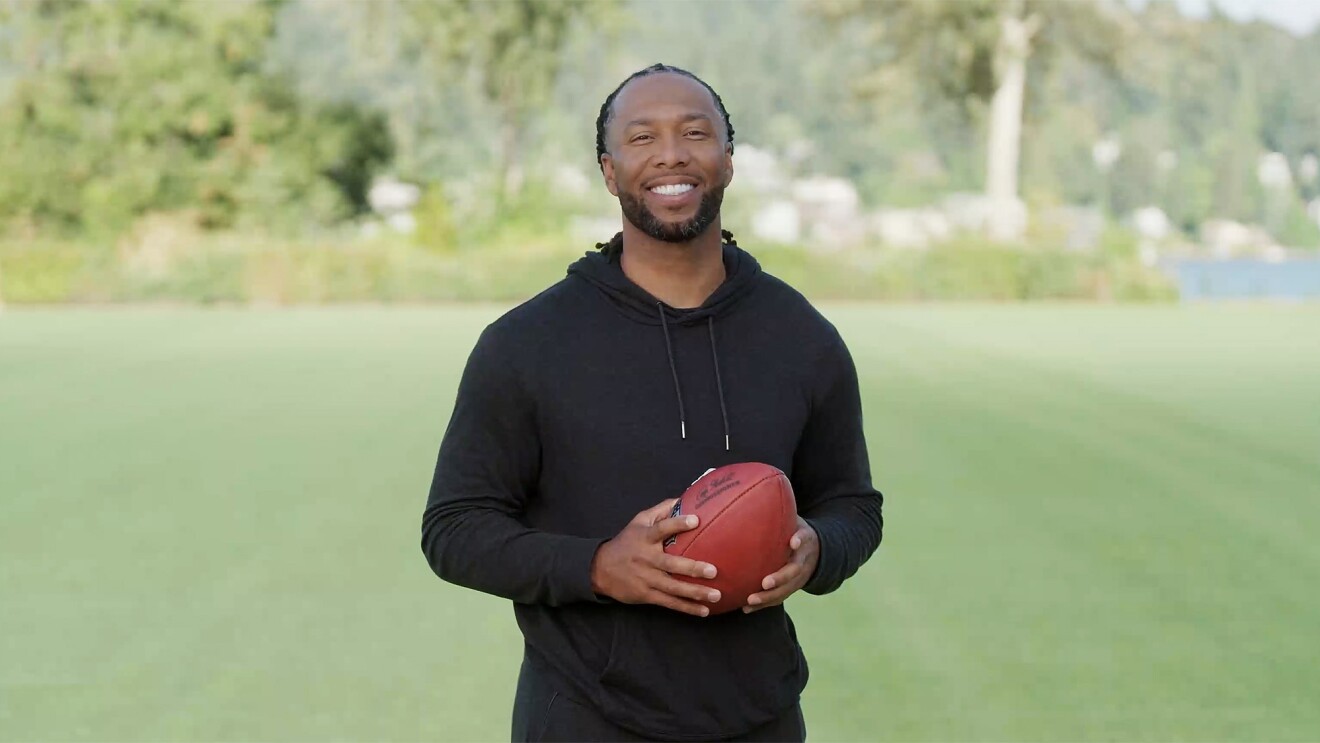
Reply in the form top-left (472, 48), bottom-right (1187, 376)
top-left (618, 184), bottom-right (725, 243)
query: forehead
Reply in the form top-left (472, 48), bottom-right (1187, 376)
top-left (610, 72), bottom-right (720, 128)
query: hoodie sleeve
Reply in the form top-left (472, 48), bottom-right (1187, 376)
top-left (421, 325), bottom-right (606, 606)
top-left (792, 331), bottom-right (884, 596)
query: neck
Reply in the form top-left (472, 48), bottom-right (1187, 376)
top-left (618, 220), bottom-right (726, 309)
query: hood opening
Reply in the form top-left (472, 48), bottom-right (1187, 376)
top-left (566, 233), bottom-right (762, 327)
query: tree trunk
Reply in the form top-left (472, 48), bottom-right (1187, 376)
top-left (496, 115), bottom-right (524, 214)
top-left (985, 2), bottom-right (1039, 242)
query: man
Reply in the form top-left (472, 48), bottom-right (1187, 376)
top-left (422, 64), bottom-right (883, 742)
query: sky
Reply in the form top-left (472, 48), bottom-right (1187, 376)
top-left (1130, 0), bottom-right (1320, 35)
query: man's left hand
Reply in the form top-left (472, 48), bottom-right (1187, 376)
top-left (744, 517), bottom-right (819, 613)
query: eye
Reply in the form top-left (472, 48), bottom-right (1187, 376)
top-left (686, 130), bottom-right (708, 138)
top-left (630, 133), bottom-right (653, 144)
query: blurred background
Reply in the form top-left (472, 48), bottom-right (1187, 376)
top-left (2, 1), bottom-right (1319, 741)
top-left (2, 0), bottom-right (1320, 302)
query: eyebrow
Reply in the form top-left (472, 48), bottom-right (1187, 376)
top-left (623, 113), bottom-right (714, 129)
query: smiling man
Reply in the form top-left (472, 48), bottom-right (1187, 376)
top-left (422, 64), bottom-right (884, 742)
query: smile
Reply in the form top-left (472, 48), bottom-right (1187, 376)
top-left (649, 184), bottom-right (695, 196)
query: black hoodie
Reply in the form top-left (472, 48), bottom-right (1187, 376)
top-left (422, 243), bottom-right (883, 740)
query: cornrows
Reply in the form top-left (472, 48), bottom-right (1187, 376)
top-left (593, 64), bottom-right (737, 257)
top-left (594, 63), bottom-right (735, 174)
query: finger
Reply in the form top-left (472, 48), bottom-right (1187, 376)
top-left (651, 573), bottom-right (722, 604)
top-left (744, 585), bottom-right (793, 612)
top-left (637, 498), bottom-right (680, 526)
top-left (760, 562), bottom-right (803, 591)
top-left (646, 589), bottom-right (712, 618)
top-left (649, 513), bottom-right (699, 543)
top-left (789, 526), bottom-right (816, 551)
top-left (655, 554), bottom-right (718, 580)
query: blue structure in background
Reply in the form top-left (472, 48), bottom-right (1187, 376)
top-left (1175, 258), bottom-right (1320, 300)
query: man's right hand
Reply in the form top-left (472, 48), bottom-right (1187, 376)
top-left (589, 498), bottom-right (722, 617)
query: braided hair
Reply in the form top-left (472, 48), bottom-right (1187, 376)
top-left (594, 63), bottom-right (736, 173)
top-left (594, 64), bottom-right (737, 257)
top-left (595, 229), bottom-right (739, 257)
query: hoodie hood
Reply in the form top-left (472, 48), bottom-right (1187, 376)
top-left (567, 241), bottom-right (763, 325)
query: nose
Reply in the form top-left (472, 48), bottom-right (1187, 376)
top-left (654, 132), bottom-right (690, 169)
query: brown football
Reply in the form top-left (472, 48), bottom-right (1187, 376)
top-left (664, 462), bottom-right (798, 615)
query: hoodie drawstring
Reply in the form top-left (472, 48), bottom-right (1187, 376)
top-left (657, 303), bottom-right (687, 440)
top-left (656, 303), bottom-right (731, 451)
top-left (708, 317), bottom-right (731, 452)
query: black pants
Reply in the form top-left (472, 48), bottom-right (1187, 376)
top-left (511, 653), bottom-right (806, 742)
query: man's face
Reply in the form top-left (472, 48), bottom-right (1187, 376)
top-left (600, 73), bottom-right (733, 243)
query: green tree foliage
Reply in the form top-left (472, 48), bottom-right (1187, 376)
top-left (3, 0), bottom-right (1319, 254)
top-left (807, 0), bottom-right (1319, 245)
top-left (348, 0), bottom-right (620, 206)
top-left (612, 0), bottom-right (971, 205)
top-left (809, 1), bottom-right (1127, 198)
top-left (0, 0), bottom-right (391, 236)
top-left (1105, 3), bottom-right (1320, 233)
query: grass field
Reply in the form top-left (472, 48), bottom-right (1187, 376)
top-left (2, 304), bottom-right (1319, 742)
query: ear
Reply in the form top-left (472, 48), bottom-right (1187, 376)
top-left (601, 153), bottom-right (619, 197)
top-left (722, 144), bottom-right (734, 188)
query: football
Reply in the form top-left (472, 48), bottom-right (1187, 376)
top-left (664, 462), bottom-right (798, 615)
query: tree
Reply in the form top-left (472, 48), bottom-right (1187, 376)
top-left (349, 0), bottom-right (620, 208)
top-left (0, 0), bottom-right (392, 236)
top-left (812, 0), bottom-right (1131, 241)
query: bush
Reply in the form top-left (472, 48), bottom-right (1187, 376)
top-left (412, 187), bottom-right (458, 253)
top-left (0, 244), bottom-right (88, 303)
top-left (1279, 200), bottom-right (1320, 249)
top-left (0, 221), bottom-right (1178, 305)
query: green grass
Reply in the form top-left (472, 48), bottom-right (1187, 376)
top-left (2, 304), bottom-right (1318, 741)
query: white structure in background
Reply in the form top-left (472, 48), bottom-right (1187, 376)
top-left (1307, 199), bottom-right (1320, 228)
top-left (1257, 152), bottom-right (1292, 189)
top-left (735, 145), bottom-right (789, 194)
top-left (740, 145), bottom-right (801, 244)
top-left (1092, 134), bottom-right (1122, 173)
top-left (1297, 154), bottom-right (1317, 185)
top-left (368, 177), bottom-right (421, 214)
top-left (940, 191), bottom-right (1026, 240)
top-left (553, 164), bottom-right (593, 197)
top-left (790, 177), bottom-right (863, 249)
top-left (1200, 219), bottom-right (1277, 258)
top-left (1130, 206), bottom-right (1172, 266)
top-left (1131, 206), bottom-right (1171, 241)
top-left (570, 215), bottom-right (622, 244)
top-left (869, 208), bottom-right (952, 249)
top-left (942, 192), bottom-right (992, 232)
top-left (751, 200), bottom-right (802, 244)
top-left (367, 176), bottom-right (421, 235)
top-left (1036, 205), bottom-right (1105, 252)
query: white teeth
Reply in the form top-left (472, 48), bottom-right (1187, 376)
top-left (650, 183), bottom-right (694, 196)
